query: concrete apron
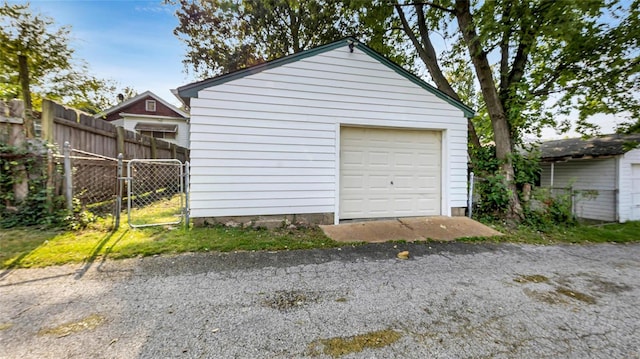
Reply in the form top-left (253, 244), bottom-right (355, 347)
top-left (319, 216), bottom-right (503, 243)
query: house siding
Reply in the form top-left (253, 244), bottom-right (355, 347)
top-left (188, 47), bottom-right (468, 220)
top-left (540, 158), bottom-right (617, 221)
top-left (104, 95), bottom-right (184, 122)
top-left (618, 148), bottom-right (640, 222)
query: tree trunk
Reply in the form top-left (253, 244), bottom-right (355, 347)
top-left (18, 54), bottom-right (35, 139)
top-left (454, 0), bottom-right (522, 220)
top-left (394, 4), bottom-right (482, 150)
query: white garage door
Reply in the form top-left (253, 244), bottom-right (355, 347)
top-left (632, 164), bottom-right (640, 220)
top-left (340, 127), bottom-right (441, 220)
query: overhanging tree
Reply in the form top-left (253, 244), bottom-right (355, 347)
top-left (169, 0), bottom-right (408, 78)
top-left (380, 0), bottom-right (640, 219)
top-left (0, 2), bottom-right (123, 127)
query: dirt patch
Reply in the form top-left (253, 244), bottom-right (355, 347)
top-left (38, 314), bottom-right (106, 337)
top-left (517, 275), bottom-right (598, 305)
top-left (262, 290), bottom-right (319, 311)
top-left (522, 288), bottom-right (568, 305)
top-left (588, 278), bottom-right (633, 294)
top-left (307, 329), bottom-right (403, 358)
top-left (555, 287), bottom-right (597, 304)
top-left (514, 274), bottom-right (549, 284)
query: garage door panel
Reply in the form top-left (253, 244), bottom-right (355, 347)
top-left (340, 127), bottom-right (441, 219)
top-left (342, 151), bottom-right (364, 166)
top-left (369, 152), bottom-right (390, 166)
top-left (368, 175), bottom-right (391, 189)
top-left (417, 175), bottom-right (438, 188)
top-left (341, 175), bottom-right (364, 189)
top-left (394, 153), bottom-right (415, 167)
top-left (393, 175), bottom-right (414, 189)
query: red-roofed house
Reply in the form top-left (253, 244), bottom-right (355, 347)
top-left (96, 91), bottom-right (190, 148)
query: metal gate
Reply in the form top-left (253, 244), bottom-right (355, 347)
top-left (125, 159), bottom-right (189, 228)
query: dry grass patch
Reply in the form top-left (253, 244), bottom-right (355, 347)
top-left (308, 329), bottom-right (403, 358)
top-left (38, 314), bottom-right (106, 337)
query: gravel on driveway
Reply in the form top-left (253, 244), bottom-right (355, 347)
top-left (1, 242), bottom-right (639, 358)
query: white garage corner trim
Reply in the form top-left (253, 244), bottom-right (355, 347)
top-left (334, 123), bottom-right (341, 225)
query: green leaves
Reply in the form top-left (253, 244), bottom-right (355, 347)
top-left (0, 3), bottom-right (125, 114)
top-left (169, 0), bottom-right (412, 78)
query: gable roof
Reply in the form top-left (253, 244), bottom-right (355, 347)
top-left (95, 90), bottom-right (189, 119)
top-left (175, 37), bottom-right (475, 118)
top-left (539, 133), bottom-right (640, 162)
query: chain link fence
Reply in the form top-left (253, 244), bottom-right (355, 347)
top-left (467, 170), bottom-right (617, 222)
top-left (66, 148), bottom-right (119, 216)
top-left (127, 159), bottom-right (185, 228)
top-left (57, 143), bottom-right (188, 228)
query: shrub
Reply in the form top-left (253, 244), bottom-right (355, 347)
top-left (0, 142), bottom-right (68, 228)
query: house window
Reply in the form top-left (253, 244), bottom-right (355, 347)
top-left (135, 123), bottom-right (178, 140)
top-left (145, 100), bottom-right (156, 112)
top-left (140, 130), bottom-right (176, 140)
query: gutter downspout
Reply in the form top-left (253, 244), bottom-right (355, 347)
top-left (614, 155), bottom-right (620, 222)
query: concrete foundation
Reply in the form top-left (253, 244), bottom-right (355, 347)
top-left (451, 207), bottom-right (467, 217)
top-left (192, 213), bottom-right (335, 228)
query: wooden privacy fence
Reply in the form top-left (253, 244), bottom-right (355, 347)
top-left (40, 99), bottom-right (188, 162)
top-left (1, 99), bottom-right (189, 220)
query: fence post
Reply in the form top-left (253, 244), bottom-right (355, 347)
top-left (63, 141), bottom-right (73, 211)
top-left (184, 161), bottom-right (190, 229)
top-left (46, 149), bottom-right (55, 213)
top-left (114, 153), bottom-right (123, 229)
top-left (41, 99), bottom-right (55, 142)
top-left (150, 137), bottom-right (157, 159)
top-left (468, 171), bottom-right (474, 218)
top-left (116, 126), bottom-right (125, 158)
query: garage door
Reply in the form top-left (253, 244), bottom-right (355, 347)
top-left (340, 127), bottom-right (441, 219)
top-left (632, 164), bottom-right (640, 220)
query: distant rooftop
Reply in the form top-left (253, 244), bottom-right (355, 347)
top-left (539, 133), bottom-right (640, 162)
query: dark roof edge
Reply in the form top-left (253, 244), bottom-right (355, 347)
top-left (355, 44), bottom-right (474, 118)
top-left (176, 37), bottom-right (475, 118)
top-left (539, 154), bottom-right (620, 162)
top-left (176, 39), bottom-right (353, 105)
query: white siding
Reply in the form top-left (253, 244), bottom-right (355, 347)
top-left (120, 116), bottom-right (190, 149)
top-left (540, 158), bottom-right (617, 221)
top-left (189, 47), bottom-right (468, 220)
top-left (618, 149), bottom-right (640, 222)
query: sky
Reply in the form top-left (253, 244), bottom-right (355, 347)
top-left (9, 0), bottom-right (628, 139)
top-left (17, 0), bottom-right (194, 106)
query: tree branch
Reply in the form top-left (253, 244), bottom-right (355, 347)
top-left (505, 0), bottom-right (554, 95)
top-left (389, 2), bottom-right (455, 14)
top-left (395, 3), bottom-right (481, 149)
top-left (499, 2), bottom-right (513, 95)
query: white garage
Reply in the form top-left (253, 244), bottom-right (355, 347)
top-left (176, 38), bottom-right (473, 225)
top-left (540, 133), bottom-right (640, 222)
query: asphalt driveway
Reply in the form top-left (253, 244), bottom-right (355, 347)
top-left (1, 242), bottom-right (639, 358)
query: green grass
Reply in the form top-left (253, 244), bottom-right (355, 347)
top-left (458, 221), bottom-right (640, 244)
top-left (0, 195), bottom-right (345, 269)
top-left (2, 196), bottom-right (640, 269)
top-left (0, 222), bottom-right (344, 269)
